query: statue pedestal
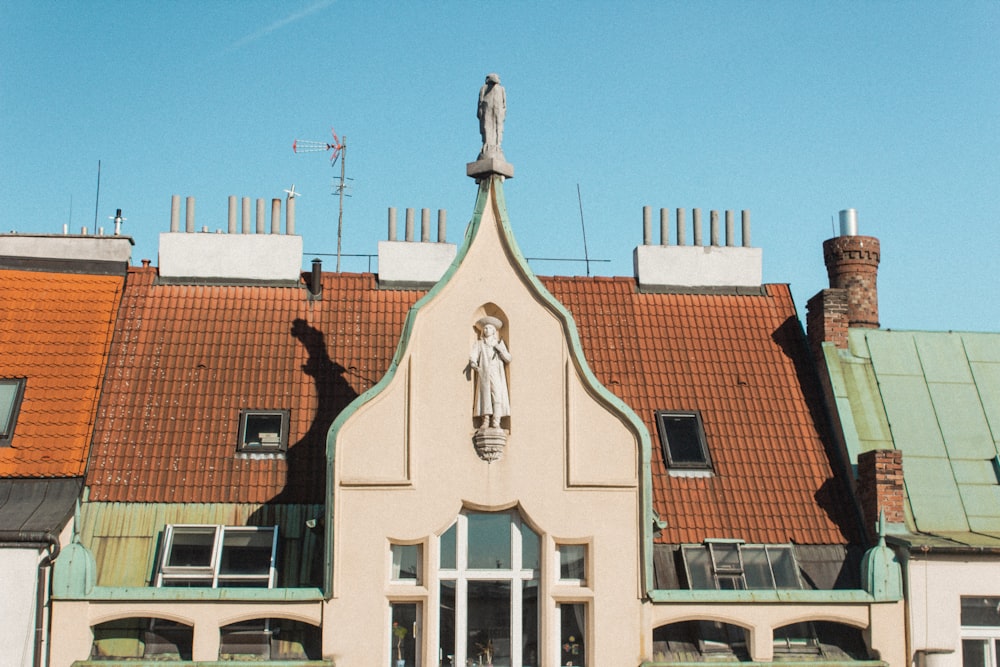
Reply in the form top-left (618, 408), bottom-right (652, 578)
top-left (467, 156), bottom-right (514, 181)
top-left (473, 427), bottom-right (507, 463)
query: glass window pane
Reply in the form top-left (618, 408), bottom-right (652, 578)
top-left (219, 529), bottom-right (274, 576)
top-left (659, 413), bottom-right (708, 465)
top-left (467, 513), bottom-right (510, 569)
top-left (440, 523), bottom-right (457, 570)
top-left (468, 581), bottom-right (510, 666)
top-left (963, 639), bottom-right (988, 667)
top-left (559, 544), bottom-right (586, 582)
top-left (522, 581), bottom-right (539, 667)
top-left (390, 603), bottom-right (417, 667)
top-left (439, 581), bottom-right (455, 666)
top-left (741, 546), bottom-right (774, 589)
top-left (767, 546), bottom-right (801, 589)
top-left (0, 381), bottom-right (20, 434)
top-left (521, 522), bottom-right (540, 571)
top-left (242, 413), bottom-right (284, 449)
top-left (962, 597), bottom-right (1000, 626)
top-left (167, 528), bottom-right (216, 567)
top-left (391, 544), bottom-right (419, 581)
top-left (682, 546), bottom-right (714, 589)
top-left (560, 603), bottom-right (586, 666)
top-left (711, 543), bottom-right (742, 572)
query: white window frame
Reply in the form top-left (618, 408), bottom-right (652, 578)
top-left (557, 542), bottom-right (588, 586)
top-left (962, 596), bottom-right (1000, 667)
top-left (437, 511), bottom-right (540, 667)
top-left (389, 542), bottom-right (422, 584)
top-left (155, 524), bottom-right (278, 588)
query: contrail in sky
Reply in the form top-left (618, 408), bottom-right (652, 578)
top-left (227, 0), bottom-right (335, 51)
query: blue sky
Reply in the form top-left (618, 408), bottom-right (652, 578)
top-left (2, 1), bottom-right (998, 331)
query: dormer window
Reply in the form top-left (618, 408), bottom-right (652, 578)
top-left (655, 410), bottom-right (711, 470)
top-left (238, 410), bottom-right (289, 453)
top-left (0, 378), bottom-right (26, 447)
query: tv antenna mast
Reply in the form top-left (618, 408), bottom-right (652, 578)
top-left (293, 128), bottom-right (349, 271)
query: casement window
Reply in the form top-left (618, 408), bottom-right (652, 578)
top-left (0, 378), bottom-right (26, 446)
top-left (237, 409), bottom-right (289, 453)
top-left (558, 543), bottom-right (587, 585)
top-left (681, 541), bottom-right (802, 590)
top-left (390, 543), bottom-right (421, 583)
top-left (155, 525), bottom-right (278, 588)
top-left (962, 597), bottom-right (1000, 667)
top-left (655, 410), bottom-right (712, 470)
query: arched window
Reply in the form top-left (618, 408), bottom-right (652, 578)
top-left (437, 510), bottom-right (539, 666)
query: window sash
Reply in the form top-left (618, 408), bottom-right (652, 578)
top-left (655, 410), bottom-right (711, 469)
top-left (157, 525), bottom-right (277, 588)
top-left (0, 378), bottom-right (26, 444)
top-left (682, 543), bottom-right (802, 591)
top-left (237, 410), bottom-right (289, 452)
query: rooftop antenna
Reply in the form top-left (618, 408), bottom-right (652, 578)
top-left (93, 160), bottom-right (102, 231)
top-left (577, 184), bottom-right (592, 277)
top-left (293, 128), bottom-right (349, 271)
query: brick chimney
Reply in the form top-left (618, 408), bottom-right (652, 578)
top-left (807, 209), bottom-right (881, 359)
top-left (822, 209), bottom-right (880, 329)
top-left (856, 449), bottom-right (904, 542)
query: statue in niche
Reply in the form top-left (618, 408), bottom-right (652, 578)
top-left (477, 73), bottom-right (506, 159)
top-left (469, 316), bottom-right (511, 430)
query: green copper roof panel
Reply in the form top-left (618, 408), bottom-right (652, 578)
top-left (929, 381), bottom-right (996, 458)
top-left (970, 361), bottom-right (1000, 445)
top-left (857, 330), bottom-right (1000, 538)
top-left (841, 356), bottom-right (893, 452)
top-left (965, 333), bottom-right (1000, 362)
top-left (964, 485), bottom-right (1000, 533)
top-left (951, 459), bottom-right (999, 485)
top-left (904, 454), bottom-right (968, 532)
top-left (875, 374), bottom-right (947, 458)
top-left (863, 330), bottom-right (922, 375)
top-left (913, 333), bottom-right (975, 383)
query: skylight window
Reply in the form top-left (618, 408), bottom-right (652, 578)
top-left (237, 409), bottom-right (289, 453)
top-left (0, 378), bottom-right (26, 447)
top-left (655, 410), bottom-right (711, 469)
top-left (155, 524), bottom-right (278, 588)
top-left (681, 542), bottom-right (802, 591)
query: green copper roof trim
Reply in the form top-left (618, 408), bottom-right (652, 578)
top-left (324, 175), bottom-right (655, 597)
top-left (54, 586), bottom-right (324, 601)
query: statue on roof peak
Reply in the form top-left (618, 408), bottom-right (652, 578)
top-left (477, 73), bottom-right (506, 160)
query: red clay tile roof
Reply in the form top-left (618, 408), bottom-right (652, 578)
top-left (0, 269), bottom-right (124, 478)
top-left (87, 268), bottom-right (859, 545)
top-left (543, 277), bottom-right (859, 546)
top-left (86, 268), bottom-right (423, 504)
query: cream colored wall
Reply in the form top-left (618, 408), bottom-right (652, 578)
top-left (49, 599), bottom-right (323, 666)
top-left (326, 183), bottom-right (645, 666)
top-left (648, 600), bottom-right (905, 664)
top-left (0, 548), bottom-right (41, 667)
top-left (906, 556), bottom-right (1000, 667)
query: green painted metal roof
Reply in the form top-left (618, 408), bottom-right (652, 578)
top-left (830, 329), bottom-right (1000, 547)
